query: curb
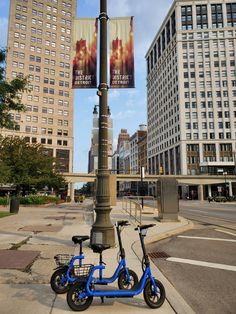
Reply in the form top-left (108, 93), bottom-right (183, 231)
top-left (131, 217), bottom-right (196, 314)
top-left (145, 217), bottom-right (194, 245)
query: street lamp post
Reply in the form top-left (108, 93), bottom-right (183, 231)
top-left (90, 0), bottom-right (115, 246)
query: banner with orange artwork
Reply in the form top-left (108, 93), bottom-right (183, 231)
top-left (110, 17), bottom-right (135, 88)
top-left (72, 18), bottom-right (98, 88)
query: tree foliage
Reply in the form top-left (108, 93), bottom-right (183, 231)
top-left (0, 136), bottom-right (66, 194)
top-left (0, 49), bottom-right (28, 129)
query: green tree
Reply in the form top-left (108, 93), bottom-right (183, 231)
top-left (0, 136), bottom-right (66, 194)
top-left (0, 160), bottom-right (11, 184)
top-left (0, 49), bottom-right (28, 129)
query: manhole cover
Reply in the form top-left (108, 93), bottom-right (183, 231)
top-left (44, 216), bottom-right (76, 220)
top-left (148, 251), bottom-right (170, 259)
top-left (19, 225), bottom-right (62, 232)
top-left (0, 250), bottom-right (40, 270)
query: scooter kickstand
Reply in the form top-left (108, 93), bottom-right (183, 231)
top-left (100, 296), bottom-right (104, 304)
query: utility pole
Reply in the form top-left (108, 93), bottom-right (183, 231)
top-left (90, 0), bottom-right (115, 246)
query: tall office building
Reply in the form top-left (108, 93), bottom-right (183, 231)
top-left (88, 106), bottom-right (113, 173)
top-left (130, 124), bottom-right (147, 174)
top-left (146, 0), bottom-right (236, 182)
top-left (2, 0), bottom-right (76, 173)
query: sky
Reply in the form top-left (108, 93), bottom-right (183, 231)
top-left (0, 0), bottom-right (173, 174)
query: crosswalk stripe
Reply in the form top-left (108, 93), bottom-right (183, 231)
top-left (167, 257), bottom-right (236, 272)
top-left (177, 235), bottom-right (236, 243)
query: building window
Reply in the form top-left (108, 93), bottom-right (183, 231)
top-left (226, 3), bottom-right (236, 27)
top-left (211, 4), bottom-right (223, 28)
top-left (196, 5), bottom-right (208, 29)
top-left (181, 6), bottom-right (193, 30)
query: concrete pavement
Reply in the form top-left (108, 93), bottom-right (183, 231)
top-left (0, 200), bottom-right (195, 314)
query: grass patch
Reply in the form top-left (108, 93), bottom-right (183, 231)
top-left (0, 212), bottom-right (13, 218)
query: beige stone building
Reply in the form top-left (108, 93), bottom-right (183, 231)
top-left (2, 0), bottom-right (76, 173)
top-left (146, 0), bottom-right (236, 197)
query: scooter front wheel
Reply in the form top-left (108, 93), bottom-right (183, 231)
top-left (143, 279), bottom-right (165, 308)
top-left (118, 269), bottom-right (139, 290)
top-left (50, 268), bottom-right (70, 294)
top-left (67, 282), bottom-right (93, 311)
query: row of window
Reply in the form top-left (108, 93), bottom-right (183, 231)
top-left (182, 30), bottom-right (236, 40)
top-left (186, 121), bottom-right (232, 129)
top-left (16, 2), bottom-right (72, 15)
top-left (187, 143), bottom-right (233, 152)
top-left (184, 90), bottom-right (236, 99)
top-left (24, 134), bottom-right (68, 147)
top-left (185, 101), bottom-right (236, 109)
top-left (12, 68), bottom-right (70, 79)
top-left (26, 99), bottom-right (69, 111)
top-left (184, 85), bottom-right (236, 96)
top-left (182, 40), bottom-right (235, 50)
top-left (181, 3), bottom-right (236, 30)
top-left (186, 132), bottom-right (232, 140)
top-left (25, 107), bottom-right (69, 116)
top-left (185, 111), bottom-right (236, 119)
top-left (21, 118), bottom-right (69, 127)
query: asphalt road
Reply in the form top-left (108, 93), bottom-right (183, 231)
top-left (179, 200), bottom-right (236, 231)
top-left (147, 201), bottom-right (236, 314)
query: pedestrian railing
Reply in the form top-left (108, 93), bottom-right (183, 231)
top-left (122, 196), bottom-right (156, 224)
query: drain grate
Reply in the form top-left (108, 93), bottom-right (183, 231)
top-left (148, 251), bottom-right (170, 259)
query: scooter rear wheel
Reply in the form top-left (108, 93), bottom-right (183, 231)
top-left (67, 282), bottom-right (93, 311)
top-left (118, 269), bottom-right (139, 290)
top-left (143, 279), bottom-right (165, 308)
top-left (50, 268), bottom-right (70, 294)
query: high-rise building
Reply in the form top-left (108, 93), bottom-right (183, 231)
top-left (2, 0), bottom-right (76, 173)
top-left (88, 105), bottom-right (113, 173)
top-left (130, 124), bottom-right (147, 174)
top-left (146, 0), bottom-right (236, 182)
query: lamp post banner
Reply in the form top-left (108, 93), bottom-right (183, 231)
top-left (72, 18), bottom-right (98, 88)
top-left (110, 17), bottom-right (135, 88)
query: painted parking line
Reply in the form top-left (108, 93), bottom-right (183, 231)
top-left (167, 257), bottom-right (236, 272)
top-left (215, 229), bottom-right (236, 237)
top-left (177, 235), bottom-right (236, 243)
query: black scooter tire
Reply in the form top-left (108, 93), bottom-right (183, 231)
top-left (67, 282), bottom-right (93, 311)
top-left (143, 279), bottom-right (165, 308)
top-left (50, 268), bottom-right (70, 294)
top-left (118, 269), bottom-right (139, 290)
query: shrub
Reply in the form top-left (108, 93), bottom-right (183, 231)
top-left (226, 195), bottom-right (236, 202)
top-left (214, 196), bottom-right (227, 202)
top-left (0, 197), bottom-right (8, 205)
top-left (18, 195), bottom-right (60, 205)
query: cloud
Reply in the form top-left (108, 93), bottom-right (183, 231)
top-left (0, 17), bottom-right (8, 47)
top-left (108, 0), bottom-right (173, 73)
top-left (113, 138), bottom-right (118, 148)
top-left (109, 90), bottom-right (120, 98)
top-left (112, 110), bottom-right (136, 120)
top-left (88, 94), bottom-right (99, 104)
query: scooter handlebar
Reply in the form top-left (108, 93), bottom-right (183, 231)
top-left (116, 220), bottom-right (130, 227)
top-left (134, 224), bottom-right (156, 231)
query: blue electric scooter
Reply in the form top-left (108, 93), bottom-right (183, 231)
top-left (51, 220), bottom-right (138, 293)
top-left (50, 235), bottom-right (90, 294)
top-left (67, 224), bottom-right (166, 311)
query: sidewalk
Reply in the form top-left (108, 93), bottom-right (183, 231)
top-left (0, 200), bottom-right (195, 314)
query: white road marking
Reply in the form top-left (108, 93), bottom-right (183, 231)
top-left (177, 235), bottom-right (236, 243)
top-left (167, 257), bottom-right (236, 272)
top-left (215, 229), bottom-right (236, 237)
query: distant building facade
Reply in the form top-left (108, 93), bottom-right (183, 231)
top-left (146, 0), bottom-right (236, 197)
top-left (89, 106), bottom-right (113, 173)
top-left (2, 0), bottom-right (77, 173)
